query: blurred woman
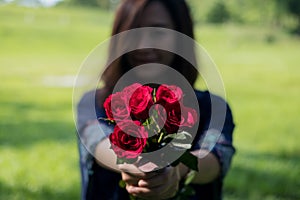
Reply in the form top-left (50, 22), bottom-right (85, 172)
top-left (76, 0), bottom-right (235, 199)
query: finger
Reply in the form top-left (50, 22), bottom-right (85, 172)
top-left (149, 181), bottom-right (178, 199)
top-left (129, 184), bottom-right (177, 199)
top-left (121, 172), bottom-right (139, 186)
top-left (138, 167), bottom-right (176, 188)
top-left (138, 176), bottom-right (173, 190)
top-left (139, 171), bottom-right (160, 180)
top-left (122, 171), bottom-right (158, 187)
top-left (126, 185), bottom-right (156, 199)
top-left (138, 178), bottom-right (162, 188)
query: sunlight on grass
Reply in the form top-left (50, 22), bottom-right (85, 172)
top-left (195, 25), bottom-right (300, 199)
top-left (0, 142), bottom-right (80, 199)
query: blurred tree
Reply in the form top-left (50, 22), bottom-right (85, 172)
top-left (286, 0), bottom-right (300, 34)
top-left (71, 0), bottom-right (104, 7)
top-left (64, 0), bottom-right (119, 9)
top-left (273, 0), bottom-right (285, 27)
top-left (206, 0), bottom-right (230, 23)
top-left (274, 0), bottom-right (300, 34)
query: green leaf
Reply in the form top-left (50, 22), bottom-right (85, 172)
top-left (116, 158), bottom-right (126, 165)
top-left (119, 180), bottom-right (126, 188)
top-left (179, 151), bottom-right (199, 171)
top-left (116, 157), bottom-right (137, 165)
top-left (129, 195), bottom-right (137, 200)
top-left (177, 131), bottom-right (193, 140)
top-left (174, 185), bottom-right (196, 199)
top-left (163, 133), bottom-right (177, 140)
top-left (171, 142), bottom-right (192, 149)
top-left (180, 185), bottom-right (196, 196)
top-left (174, 132), bottom-right (188, 140)
top-left (184, 170), bottom-right (196, 185)
top-left (164, 131), bottom-right (193, 141)
top-left (170, 159), bottom-right (180, 167)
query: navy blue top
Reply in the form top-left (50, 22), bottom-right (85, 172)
top-left (78, 90), bottom-right (235, 200)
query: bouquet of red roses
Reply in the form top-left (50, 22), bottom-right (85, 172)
top-left (101, 83), bottom-right (199, 172)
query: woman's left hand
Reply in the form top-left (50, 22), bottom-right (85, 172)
top-left (119, 164), bottom-right (181, 199)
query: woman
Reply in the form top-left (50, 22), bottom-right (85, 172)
top-left (76, 0), bottom-right (235, 199)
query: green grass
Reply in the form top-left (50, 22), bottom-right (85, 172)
top-left (195, 25), bottom-right (300, 199)
top-left (1, 4), bottom-right (299, 200)
top-left (0, 5), bottom-right (112, 199)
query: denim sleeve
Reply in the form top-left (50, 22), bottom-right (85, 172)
top-left (76, 91), bottom-right (114, 200)
top-left (199, 131), bottom-right (235, 178)
top-left (77, 91), bottom-right (114, 154)
top-left (76, 91), bottom-right (97, 134)
top-left (193, 92), bottom-right (236, 178)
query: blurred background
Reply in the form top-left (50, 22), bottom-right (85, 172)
top-left (0, 0), bottom-right (299, 199)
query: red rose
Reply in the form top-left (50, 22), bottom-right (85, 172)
top-left (163, 104), bottom-right (182, 134)
top-left (180, 106), bottom-right (198, 128)
top-left (109, 121), bottom-right (148, 159)
top-left (160, 104), bottom-right (198, 133)
top-left (122, 83), bottom-right (143, 99)
top-left (156, 85), bottom-right (183, 106)
top-left (129, 85), bottom-right (154, 120)
top-left (103, 92), bottom-right (130, 121)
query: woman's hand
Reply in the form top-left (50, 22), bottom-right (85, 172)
top-left (119, 164), bottom-right (181, 199)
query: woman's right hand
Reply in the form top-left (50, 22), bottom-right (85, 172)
top-left (119, 164), bottom-right (181, 199)
top-left (119, 164), bottom-right (157, 187)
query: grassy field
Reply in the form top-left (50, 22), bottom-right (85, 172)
top-left (0, 5), bottom-right (299, 200)
top-left (198, 25), bottom-right (300, 199)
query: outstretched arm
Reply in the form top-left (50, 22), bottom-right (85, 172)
top-left (118, 150), bottom-right (220, 199)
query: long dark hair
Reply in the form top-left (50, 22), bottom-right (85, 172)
top-left (98, 0), bottom-right (198, 103)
